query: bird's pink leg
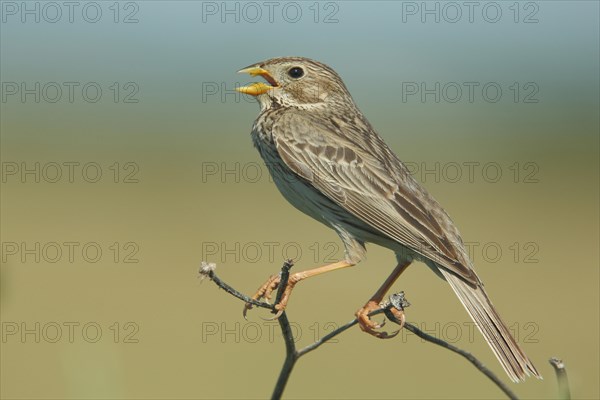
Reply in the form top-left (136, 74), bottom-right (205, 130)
top-left (355, 260), bottom-right (412, 339)
top-left (244, 260), bottom-right (354, 319)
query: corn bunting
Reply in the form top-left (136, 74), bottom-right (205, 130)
top-left (236, 56), bottom-right (540, 382)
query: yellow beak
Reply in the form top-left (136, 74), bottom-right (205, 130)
top-left (236, 67), bottom-right (278, 96)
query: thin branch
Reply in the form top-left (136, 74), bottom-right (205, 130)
top-left (297, 310), bottom-right (384, 357)
top-left (273, 260), bottom-right (293, 308)
top-left (200, 262), bottom-right (519, 400)
top-left (549, 357), bottom-right (571, 400)
top-left (400, 318), bottom-right (518, 400)
top-left (271, 312), bottom-right (297, 399)
top-left (200, 263), bottom-right (272, 310)
top-left (272, 261), bottom-right (297, 400)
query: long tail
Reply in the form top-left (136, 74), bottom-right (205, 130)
top-left (439, 269), bottom-right (542, 382)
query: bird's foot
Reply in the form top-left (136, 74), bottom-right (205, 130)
top-left (243, 273), bottom-right (299, 320)
top-left (355, 300), bottom-right (404, 339)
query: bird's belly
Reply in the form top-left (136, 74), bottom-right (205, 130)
top-left (264, 153), bottom-right (335, 227)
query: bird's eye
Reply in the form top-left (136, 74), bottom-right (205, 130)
top-left (288, 67), bottom-right (304, 79)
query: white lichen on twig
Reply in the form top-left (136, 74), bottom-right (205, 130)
top-left (199, 261), bottom-right (217, 281)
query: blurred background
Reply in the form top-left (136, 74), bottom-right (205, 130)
top-left (1, 1), bottom-right (598, 399)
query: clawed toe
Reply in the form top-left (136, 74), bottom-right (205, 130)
top-left (261, 306), bottom-right (285, 321)
top-left (242, 302), bottom-right (253, 320)
top-left (356, 300), bottom-right (403, 339)
top-left (384, 306), bottom-right (406, 328)
top-left (242, 274), bottom-right (280, 319)
top-left (243, 273), bottom-right (294, 320)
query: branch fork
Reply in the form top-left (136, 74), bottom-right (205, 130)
top-left (199, 261), bottom-right (562, 400)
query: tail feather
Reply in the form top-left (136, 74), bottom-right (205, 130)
top-left (440, 269), bottom-right (542, 382)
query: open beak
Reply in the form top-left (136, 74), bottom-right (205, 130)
top-left (236, 67), bottom-right (279, 96)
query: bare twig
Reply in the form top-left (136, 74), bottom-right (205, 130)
top-left (273, 260), bottom-right (293, 308)
top-left (271, 260), bottom-right (297, 400)
top-left (297, 314), bottom-right (370, 357)
top-left (549, 357), bottom-right (571, 400)
top-left (386, 310), bottom-right (518, 400)
top-left (271, 312), bottom-right (297, 399)
top-left (200, 262), bottom-right (519, 400)
top-left (200, 262), bottom-right (272, 310)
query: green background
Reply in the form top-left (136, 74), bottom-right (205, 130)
top-left (1, 1), bottom-right (598, 399)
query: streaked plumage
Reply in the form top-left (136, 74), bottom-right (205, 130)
top-left (238, 56), bottom-right (540, 382)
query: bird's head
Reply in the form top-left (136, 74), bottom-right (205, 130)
top-left (236, 57), bottom-right (354, 111)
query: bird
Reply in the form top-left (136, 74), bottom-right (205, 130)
top-left (235, 56), bottom-right (541, 382)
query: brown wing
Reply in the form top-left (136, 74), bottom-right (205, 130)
top-left (272, 110), bottom-right (478, 286)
